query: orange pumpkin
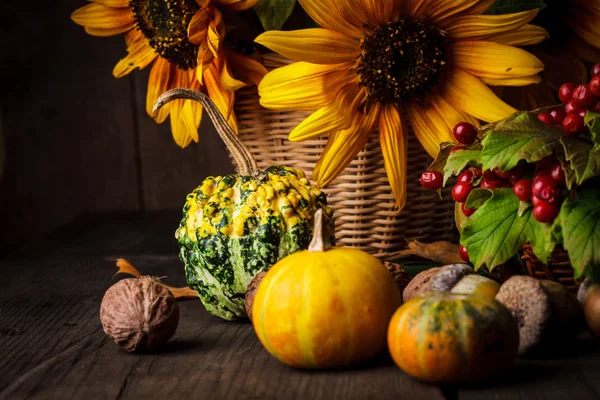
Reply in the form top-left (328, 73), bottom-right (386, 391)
top-left (388, 292), bottom-right (518, 383)
top-left (252, 210), bottom-right (402, 368)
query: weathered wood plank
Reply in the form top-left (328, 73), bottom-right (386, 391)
top-left (0, 0), bottom-right (140, 256)
top-left (132, 72), bottom-right (234, 211)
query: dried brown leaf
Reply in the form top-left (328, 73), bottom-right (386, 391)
top-left (113, 258), bottom-right (198, 300)
top-left (386, 240), bottom-right (463, 264)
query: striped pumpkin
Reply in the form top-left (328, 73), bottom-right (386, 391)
top-left (388, 292), bottom-right (518, 383)
top-left (252, 210), bottom-right (402, 368)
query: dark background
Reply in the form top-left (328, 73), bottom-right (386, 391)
top-left (0, 1), bottom-right (234, 256)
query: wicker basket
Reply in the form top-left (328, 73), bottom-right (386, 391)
top-left (233, 54), bottom-right (456, 258)
top-left (521, 244), bottom-right (578, 292)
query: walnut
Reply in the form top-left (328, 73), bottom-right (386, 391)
top-left (429, 263), bottom-right (473, 292)
top-left (100, 276), bottom-right (179, 352)
top-left (245, 271), bottom-right (267, 322)
top-left (402, 267), bottom-right (442, 303)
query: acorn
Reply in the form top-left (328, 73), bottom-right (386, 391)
top-left (245, 271), bottom-right (267, 322)
top-left (495, 276), bottom-right (583, 355)
top-left (100, 276), bottom-right (179, 352)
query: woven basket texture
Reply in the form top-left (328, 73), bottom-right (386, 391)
top-left (521, 244), bottom-right (577, 292)
top-left (232, 53), bottom-right (457, 258)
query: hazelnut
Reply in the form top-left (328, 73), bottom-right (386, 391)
top-left (100, 276), bottom-right (179, 352)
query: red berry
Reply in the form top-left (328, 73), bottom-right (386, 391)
top-left (451, 145), bottom-right (466, 153)
top-left (572, 84), bottom-right (597, 108)
top-left (532, 195), bottom-right (544, 206)
top-left (453, 122), bottom-right (478, 145)
top-left (562, 112), bottom-right (585, 136)
top-left (458, 170), bottom-right (475, 184)
top-left (538, 112), bottom-right (555, 125)
top-left (539, 185), bottom-right (562, 204)
top-left (459, 246), bottom-right (470, 262)
top-left (592, 64), bottom-right (600, 77)
top-left (536, 156), bottom-right (555, 170)
top-left (559, 82), bottom-right (577, 103)
top-left (461, 202), bottom-right (476, 217)
top-left (533, 201), bottom-right (560, 223)
top-left (452, 182), bottom-right (473, 203)
top-left (513, 179), bottom-right (532, 202)
top-left (483, 169), bottom-right (501, 181)
top-left (474, 167), bottom-right (483, 176)
top-left (565, 101), bottom-right (579, 114)
top-left (592, 100), bottom-right (600, 113)
top-left (549, 107), bottom-right (567, 124)
top-left (549, 163), bottom-right (566, 185)
top-left (578, 108), bottom-right (589, 119)
top-left (532, 175), bottom-right (557, 197)
top-left (590, 76), bottom-right (600, 96)
top-left (494, 167), bottom-right (513, 179)
top-left (420, 170), bottom-right (443, 190)
top-left (481, 178), bottom-right (504, 189)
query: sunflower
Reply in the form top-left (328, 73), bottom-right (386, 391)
top-left (566, 0), bottom-right (600, 64)
top-left (255, 0), bottom-right (547, 210)
top-left (71, 0), bottom-right (267, 147)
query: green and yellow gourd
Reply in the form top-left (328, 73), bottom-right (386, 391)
top-left (153, 89), bottom-right (334, 321)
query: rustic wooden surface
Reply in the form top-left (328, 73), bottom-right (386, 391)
top-left (1, 210), bottom-right (600, 400)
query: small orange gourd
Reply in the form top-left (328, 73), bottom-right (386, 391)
top-left (252, 210), bottom-right (402, 368)
top-left (388, 292), bottom-right (518, 383)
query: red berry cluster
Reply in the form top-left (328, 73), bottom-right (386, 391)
top-left (420, 121), bottom-right (568, 225)
top-left (538, 64), bottom-right (600, 135)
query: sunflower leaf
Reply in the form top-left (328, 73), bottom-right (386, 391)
top-left (253, 0), bottom-right (297, 31)
top-left (443, 143), bottom-right (482, 185)
top-left (560, 184), bottom-right (600, 279)
top-left (560, 135), bottom-right (600, 186)
top-left (484, 0), bottom-right (546, 15)
top-left (480, 112), bottom-right (563, 172)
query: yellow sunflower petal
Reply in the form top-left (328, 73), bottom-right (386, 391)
top-left (204, 63), bottom-right (238, 133)
top-left (298, 0), bottom-right (364, 39)
top-left (188, 9), bottom-right (209, 45)
top-left (288, 102), bottom-right (351, 142)
top-left (451, 41), bottom-right (544, 79)
top-left (379, 105), bottom-right (408, 211)
top-left (225, 51), bottom-right (268, 86)
top-left (480, 75), bottom-right (542, 86)
top-left (113, 31), bottom-right (157, 78)
top-left (92, 0), bottom-right (129, 6)
top-left (216, 0), bottom-right (260, 11)
top-left (446, 9), bottom-right (538, 40)
top-left (258, 62), bottom-right (353, 111)
top-left (254, 29), bottom-right (360, 64)
top-left (406, 101), bottom-right (454, 158)
top-left (430, 94), bottom-right (479, 133)
top-left (410, 0), bottom-right (495, 27)
top-left (219, 57), bottom-right (246, 92)
top-left (486, 24), bottom-right (549, 46)
top-left (146, 57), bottom-right (172, 123)
top-left (71, 3), bottom-right (134, 29)
top-left (168, 70), bottom-right (195, 148)
top-left (441, 68), bottom-right (517, 123)
top-left (181, 98), bottom-right (202, 143)
top-left (83, 24), bottom-right (134, 36)
top-left (312, 105), bottom-right (380, 187)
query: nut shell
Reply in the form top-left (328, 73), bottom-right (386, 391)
top-left (384, 261), bottom-right (412, 301)
top-left (430, 264), bottom-right (473, 292)
top-left (100, 276), bottom-right (179, 352)
top-left (245, 271), bottom-right (267, 322)
top-left (402, 267), bottom-right (441, 303)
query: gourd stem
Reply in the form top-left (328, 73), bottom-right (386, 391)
top-left (308, 209), bottom-right (332, 252)
top-left (152, 88), bottom-right (261, 177)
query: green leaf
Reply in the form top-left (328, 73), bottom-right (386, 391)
top-left (465, 188), bottom-right (493, 209)
top-left (560, 135), bottom-right (600, 186)
top-left (484, 0), bottom-right (546, 14)
top-left (253, 0), bottom-right (297, 31)
top-left (585, 111), bottom-right (600, 151)
top-left (428, 142), bottom-right (454, 172)
top-left (518, 201), bottom-right (532, 217)
top-left (526, 214), bottom-right (557, 265)
top-left (560, 185), bottom-right (600, 279)
top-left (443, 144), bottom-right (482, 185)
top-left (555, 146), bottom-right (577, 190)
top-left (480, 112), bottom-right (563, 172)
top-left (461, 188), bottom-right (531, 270)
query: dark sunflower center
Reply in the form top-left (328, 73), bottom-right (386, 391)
top-left (357, 16), bottom-right (447, 105)
top-left (131, 0), bottom-right (199, 69)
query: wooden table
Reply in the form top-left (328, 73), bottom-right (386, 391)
top-left (2, 211), bottom-right (600, 399)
